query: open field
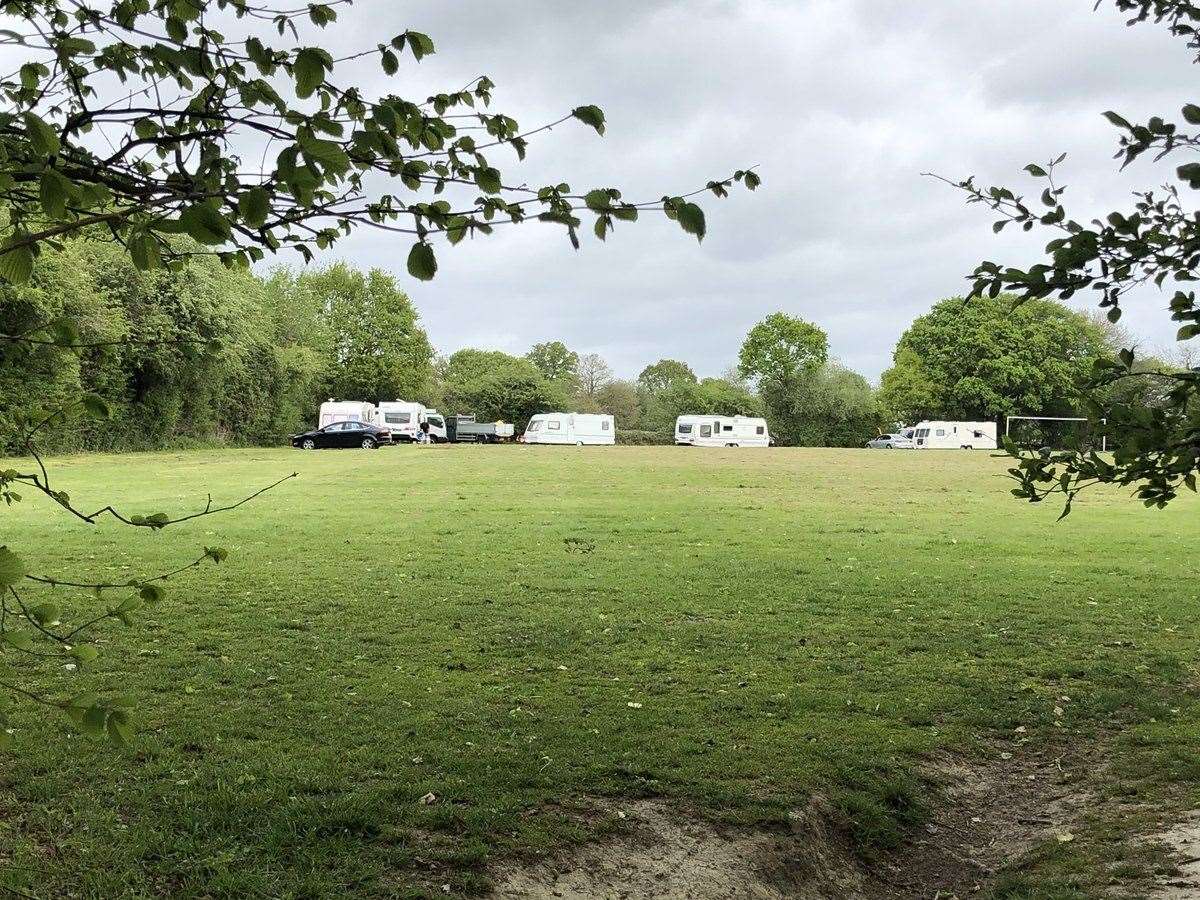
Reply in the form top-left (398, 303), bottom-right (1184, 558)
top-left (2, 446), bottom-right (1199, 898)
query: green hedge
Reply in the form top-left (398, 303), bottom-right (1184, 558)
top-left (617, 429), bottom-right (673, 445)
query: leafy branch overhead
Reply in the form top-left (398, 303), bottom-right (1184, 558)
top-left (936, 0), bottom-right (1200, 514)
top-left (0, 0), bottom-right (760, 287)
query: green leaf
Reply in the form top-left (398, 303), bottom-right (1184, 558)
top-left (676, 202), bottom-right (706, 242)
top-left (80, 705), bottom-right (107, 737)
top-left (27, 602), bottom-right (58, 626)
top-left (81, 393), bottom-right (111, 419)
top-left (743, 170), bottom-right (761, 191)
top-left (106, 709), bottom-right (134, 746)
top-left (293, 48), bottom-right (328, 99)
top-left (23, 112), bottom-right (59, 156)
top-left (446, 216), bottom-right (468, 246)
top-left (179, 204), bottom-right (231, 245)
top-left (405, 30), bottom-right (434, 61)
top-left (1184, 104), bottom-right (1200, 125)
top-left (128, 232), bottom-right (162, 271)
top-left (2, 631), bottom-right (33, 651)
top-left (474, 167), bottom-right (501, 194)
top-left (0, 243), bottom-right (34, 284)
top-left (1177, 323), bottom-right (1200, 340)
top-left (71, 644), bottom-right (100, 662)
top-left (38, 172), bottom-right (67, 220)
top-left (238, 187), bottom-right (270, 228)
top-left (1024, 163), bottom-right (1047, 177)
top-left (139, 584), bottom-right (165, 604)
top-left (380, 48), bottom-right (398, 75)
top-left (571, 105), bottom-right (606, 135)
top-left (0, 547), bottom-right (28, 587)
top-left (1102, 110), bottom-right (1132, 130)
top-left (407, 242), bottom-right (437, 281)
top-left (584, 189), bottom-right (611, 211)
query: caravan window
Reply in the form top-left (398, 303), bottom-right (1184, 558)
top-left (700, 424), bottom-right (712, 437)
top-left (756, 426), bottom-right (765, 435)
top-left (723, 425), bottom-right (733, 432)
top-left (547, 421), bottom-right (561, 431)
top-left (935, 428), bottom-right (945, 437)
top-left (527, 421), bottom-right (542, 432)
top-left (678, 423), bottom-right (693, 434)
top-left (384, 412), bottom-right (411, 425)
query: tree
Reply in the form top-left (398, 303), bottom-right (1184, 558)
top-left (526, 341), bottom-right (579, 386)
top-left (0, 2), bottom-right (759, 285)
top-left (641, 376), bottom-right (763, 433)
top-left (737, 313), bottom-right (828, 390)
top-left (877, 295), bottom-right (1108, 423)
top-left (939, 1), bottom-right (1200, 511)
top-left (594, 379), bottom-right (641, 427)
top-left (0, 0), bottom-right (759, 742)
top-left (765, 363), bottom-right (883, 447)
top-left (271, 263), bottom-right (432, 403)
top-left (637, 358), bottom-right (696, 393)
top-left (576, 352), bottom-right (613, 398)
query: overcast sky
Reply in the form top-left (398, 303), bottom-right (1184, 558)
top-left (282, 2), bottom-right (1200, 379)
top-left (124, 2), bottom-right (1200, 379)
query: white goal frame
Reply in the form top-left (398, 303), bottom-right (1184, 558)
top-left (1004, 416), bottom-right (1107, 452)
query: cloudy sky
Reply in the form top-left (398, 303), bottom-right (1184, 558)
top-left (293, 1), bottom-right (1195, 380)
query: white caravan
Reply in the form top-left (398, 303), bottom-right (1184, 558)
top-left (524, 413), bottom-right (615, 445)
top-left (318, 399), bottom-right (376, 428)
top-left (911, 420), bottom-right (998, 450)
top-left (377, 400), bottom-right (429, 442)
top-left (676, 414), bottom-right (770, 447)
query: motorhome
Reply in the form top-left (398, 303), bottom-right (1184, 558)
top-left (318, 400), bottom-right (376, 428)
top-left (676, 415), bottom-right (770, 447)
top-left (377, 400), bottom-right (428, 443)
top-left (911, 420), bottom-right (998, 450)
top-left (524, 413), bottom-right (616, 445)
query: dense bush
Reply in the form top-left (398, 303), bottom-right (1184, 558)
top-left (616, 429), bottom-right (674, 445)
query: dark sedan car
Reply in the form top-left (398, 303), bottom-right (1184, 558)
top-left (291, 420), bottom-right (393, 450)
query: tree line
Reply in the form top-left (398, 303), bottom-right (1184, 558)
top-left (2, 233), bottom-right (1179, 454)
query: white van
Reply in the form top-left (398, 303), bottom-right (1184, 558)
top-left (318, 400), bottom-right (376, 428)
top-left (911, 420), bottom-right (997, 450)
top-left (524, 413), bottom-right (615, 445)
top-left (677, 415), bottom-right (770, 447)
top-left (377, 400), bottom-right (428, 442)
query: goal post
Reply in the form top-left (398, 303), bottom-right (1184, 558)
top-left (1004, 416), bottom-right (1107, 452)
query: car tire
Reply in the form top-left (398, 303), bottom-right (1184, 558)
top-left (301, 439), bottom-right (316, 450)
top-left (576, 441), bottom-right (584, 447)
top-left (361, 437), bottom-right (377, 450)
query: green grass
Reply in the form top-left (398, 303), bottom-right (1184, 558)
top-left (2, 446), bottom-right (1199, 897)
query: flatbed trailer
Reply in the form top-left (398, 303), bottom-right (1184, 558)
top-left (446, 414), bottom-right (516, 443)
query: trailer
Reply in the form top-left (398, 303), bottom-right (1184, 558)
top-left (911, 420), bottom-right (997, 450)
top-left (318, 399), bottom-right (376, 428)
top-left (675, 414), bottom-right (770, 447)
top-left (523, 412), bottom-right (615, 445)
top-left (377, 400), bottom-right (427, 442)
top-left (446, 414), bottom-right (515, 443)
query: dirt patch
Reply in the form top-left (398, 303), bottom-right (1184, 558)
top-left (492, 796), bottom-right (868, 899)
top-left (873, 742), bottom-right (1098, 895)
top-left (490, 743), bottom-right (1105, 899)
top-left (1146, 812), bottom-right (1200, 898)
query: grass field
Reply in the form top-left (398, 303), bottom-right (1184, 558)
top-left (2, 445), bottom-right (1199, 898)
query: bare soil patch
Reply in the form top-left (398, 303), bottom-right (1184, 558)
top-left (490, 743), bottom-right (1105, 899)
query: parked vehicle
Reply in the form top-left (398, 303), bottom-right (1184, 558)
top-left (446, 414), bottom-right (516, 443)
top-left (911, 420), bottom-right (998, 450)
top-left (292, 420), bottom-right (393, 450)
top-left (424, 410), bottom-right (448, 442)
top-left (524, 413), bottom-right (615, 445)
top-left (377, 400), bottom-right (427, 443)
top-left (866, 431), bottom-right (915, 449)
top-left (676, 414), bottom-right (770, 447)
top-left (318, 399), bottom-right (376, 428)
